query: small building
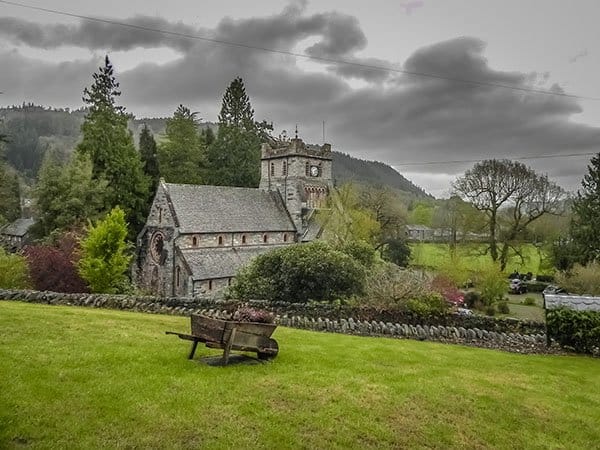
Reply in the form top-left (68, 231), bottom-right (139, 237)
top-left (405, 224), bottom-right (434, 242)
top-left (135, 137), bottom-right (333, 297)
top-left (0, 218), bottom-right (35, 252)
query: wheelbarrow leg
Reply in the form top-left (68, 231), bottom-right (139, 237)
top-left (188, 339), bottom-right (199, 360)
top-left (222, 327), bottom-right (237, 365)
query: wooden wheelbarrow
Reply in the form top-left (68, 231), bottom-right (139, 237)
top-left (166, 314), bottom-right (279, 365)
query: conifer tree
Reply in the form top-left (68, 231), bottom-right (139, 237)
top-left (205, 77), bottom-right (265, 187)
top-left (158, 105), bottom-right (205, 184)
top-left (571, 152), bottom-right (600, 263)
top-left (76, 56), bottom-right (149, 235)
top-left (139, 124), bottom-right (160, 193)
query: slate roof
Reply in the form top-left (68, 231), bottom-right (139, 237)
top-left (0, 218), bottom-right (34, 237)
top-left (165, 183), bottom-right (296, 233)
top-left (180, 246), bottom-right (277, 280)
top-left (544, 294), bottom-right (600, 312)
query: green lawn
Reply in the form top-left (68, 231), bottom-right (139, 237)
top-left (1, 301), bottom-right (599, 449)
top-left (410, 242), bottom-right (548, 275)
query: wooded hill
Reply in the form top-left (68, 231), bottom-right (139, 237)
top-left (0, 105), bottom-right (430, 198)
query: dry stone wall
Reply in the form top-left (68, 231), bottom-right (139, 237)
top-left (0, 289), bottom-right (551, 354)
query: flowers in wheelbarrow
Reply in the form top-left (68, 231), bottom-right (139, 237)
top-left (233, 307), bottom-right (275, 324)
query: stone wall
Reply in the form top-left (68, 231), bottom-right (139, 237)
top-left (0, 289), bottom-right (553, 354)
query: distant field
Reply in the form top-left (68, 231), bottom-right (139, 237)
top-left (410, 242), bottom-right (549, 275)
top-left (2, 301), bottom-right (600, 449)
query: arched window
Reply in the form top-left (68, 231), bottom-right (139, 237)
top-left (176, 266), bottom-right (181, 288)
top-left (158, 207), bottom-right (162, 224)
top-left (192, 236), bottom-right (197, 247)
top-left (282, 161), bottom-right (287, 176)
top-left (283, 233), bottom-right (288, 242)
top-left (208, 280), bottom-right (213, 291)
top-left (305, 161), bottom-right (310, 176)
top-left (241, 235), bottom-right (247, 245)
top-left (263, 234), bottom-right (268, 244)
top-left (218, 236), bottom-right (223, 246)
top-left (270, 163), bottom-right (275, 176)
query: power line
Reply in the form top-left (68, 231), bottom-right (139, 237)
top-left (394, 152), bottom-right (597, 167)
top-left (1, 0), bottom-right (599, 101)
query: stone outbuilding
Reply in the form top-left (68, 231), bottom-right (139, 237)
top-left (0, 218), bottom-right (35, 252)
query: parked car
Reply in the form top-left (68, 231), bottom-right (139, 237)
top-left (542, 284), bottom-right (567, 295)
top-left (509, 278), bottom-right (527, 294)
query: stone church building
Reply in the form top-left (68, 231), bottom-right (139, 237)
top-left (135, 137), bottom-right (332, 297)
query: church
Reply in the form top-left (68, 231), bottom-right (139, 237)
top-left (135, 137), bottom-right (333, 297)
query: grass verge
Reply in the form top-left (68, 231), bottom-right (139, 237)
top-left (1, 301), bottom-right (598, 449)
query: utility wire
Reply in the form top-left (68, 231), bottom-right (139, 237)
top-left (394, 152), bottom-right (598, 167)
top-left (1, 0), bottom-right (599, 101)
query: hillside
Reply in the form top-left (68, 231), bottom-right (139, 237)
top-left (0, 105), bottom-right (429, 197)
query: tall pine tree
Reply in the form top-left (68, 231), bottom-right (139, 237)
top-left (571, 152), bottom-right (600, 264)
top-left (158, 105), bottom-right (205, 184)
top-left (139, 124), bottom-right (160, 193)
top-left (77, 56), bottom-right (149, 235)
top-left (205, 77), bottom-right (265, 187)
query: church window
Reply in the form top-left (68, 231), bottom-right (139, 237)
top-left (228, 278), bottom-right (231, 286)
top-left (263, 234), bottom-right (268, 243)
top-left (270, 163), bottom-right (275, 176)
top-left (208, 280), bottom-right (213, 290)
top-left (282, 161), bottom-right (287, 176)
top-left (305, 162), bottom-right (310, 176)
top-left (158, 207), bottom-right (162, 224)
top-left (218, 235), bottom-right (223, 246)
top-left (192, 236), bottom-right (197, 247)
top-left (176, 266), bottom-right (181, 288)
top-left (241, 235), bottom-right (247, 244)
top-left (283, 233), bottom-right (288, 242)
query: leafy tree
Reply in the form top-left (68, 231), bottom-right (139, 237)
top-left (382, 238), bottom-right (411, 267)
top-left (0, 165), bottom-right (21, 223)
top-left (571, 153), bottom-right (600, 264)
top-left (454, 159), bottom-right (565, 271)
top-left (358, 185), bottom-right (408, 248)
top-left (139, 124), bottom-right (160, 194)
top-left (0, 248), bottom-right (31, 289)
top-left (78, 207), bottom-right (132, 294)
top-left (205, 77), bottom-right (264, 187)
top-left (432, 195), bottom-right (486, 249)
top-left (201, 127), bottom-right (215, 147)
top-left (23, 232), bottom-right (88, 293)
top-left (32, 153), bottom-right (107, 238)
top-left (76, 56), bottom-right (149, 234)
top-left (158, 105), bottom-right (205, 184)
top-left (408, 201), bottom-right (435, 226)
top-left (231, 241), bottom-right (365, 303)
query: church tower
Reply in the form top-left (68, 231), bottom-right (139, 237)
top-left (259, 136), bottom-right (333, 238)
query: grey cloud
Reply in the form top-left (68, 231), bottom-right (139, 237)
top-left (0, 16), bottom-right (198, 52)
top-left (569, 49), bottom-right (588, 63)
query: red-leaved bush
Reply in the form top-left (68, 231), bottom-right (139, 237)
top-left (430, 275), bottom-right (464, 306)
top-left (23, 232), bottom-right (88, 293)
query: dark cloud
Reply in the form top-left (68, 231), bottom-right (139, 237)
top-left (0, 7), bottom-right (598, 194)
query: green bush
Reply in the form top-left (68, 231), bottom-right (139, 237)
top-left (0, 248), bottom-right (31, 289)
top-left (485, 305), bottom-right (496, 316)
top-left (556, 263), bottom-right (600, 296)
top-left (474, 263), bottom-right (506, 305)
top-left (464, 291), bottom-right (481, 309)
top-left (231, 241), bottom-right (365, 303)
top-left (523, 297), bottom-right (537, 306)
top-left (546, 308), bottom-right (600, 354)
top-left (525, 281), bottom-right (549, 293)
top-left (405, 292), bottom-right (448, 317)
top-left (497, 301), bottom-right (510, 314)
top-left (338, 240), bottom-right (377, 269)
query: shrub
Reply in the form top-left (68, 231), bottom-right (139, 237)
top-left (23, 232), bottom-right (88, 293)
top-left (525, 281), bottom-right (549, 293)
top-left (233, 307), bottom-right (275, 324)
top-left (497, 301), bottom-right (510, 314)
top-left (0, 248), bottom-right (31, 289)
top-left (485, 305), bottom-right (496, 316)
top-left (556, 263), bottom-right (600, 296)
top-left (546, 308), bottom-right (600, 354)
top-left (231, 241), bottom-right (365, 303)
top-left (523, 297), bottom-right (537, 306)
top-left (382, 238), bottom-right (411, 267)
top-left (536, 274), bottom-right (555, 283)
top-left (430, 275), bottom-right (464, 306)
top-left (406, 292), bottom-right (448, 317)
top-left (473, 263), bottom-right (506, 305)
top-left (463, 291), bottom-right (481, 309)
top-left (338, 240), bottom-right (377, 269)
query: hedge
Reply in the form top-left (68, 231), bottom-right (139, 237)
top-left (546, 308), bottom-right (600, 354)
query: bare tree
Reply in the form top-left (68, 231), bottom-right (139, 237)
top-left (454, 159), bottom-right (565, 271)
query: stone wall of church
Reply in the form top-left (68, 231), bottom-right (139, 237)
top-left (177, 231), bottom-right (295, 249)
top-left (193, 278), bottom-right (232, 296)
top-left (136, 183), bottom-right (179, 297)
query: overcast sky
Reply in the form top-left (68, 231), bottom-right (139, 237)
top-left (1, 0), bottom-right (599, 197)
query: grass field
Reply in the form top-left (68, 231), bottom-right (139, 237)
top-left (410, 243), bottom-right (548, 275)
top-left (2, 301), bottom-right (599, 449)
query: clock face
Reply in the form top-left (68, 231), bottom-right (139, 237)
top-left (310, 165), bottom-right (319, 177)
top-left (149, 232), bottom-right (164, 264)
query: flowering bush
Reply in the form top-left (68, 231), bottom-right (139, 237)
top-left (430, 275), bottom-right (464, 307)
top-left (233, 307), bottom-right (275, 324)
